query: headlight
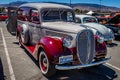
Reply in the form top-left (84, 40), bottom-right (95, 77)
top-left (96, 31), bottom-right (103, 37)
top-left (96, 31), bottom-right (104, 43)
top-left (97, 36), bottom-right (104, 43)
top-left (62, 36), bottom-right (73, 47)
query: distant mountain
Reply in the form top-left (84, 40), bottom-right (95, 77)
top-left (0, 1), bottom-right (27, 7)
top-left (9, 1), bottom-right (27, 6)
top-left (0, 1), bottom-right (120, 12)
top-left (72, 3), bottom-right (120, 12)
top-left (44, 2), bottom-right (120, 12)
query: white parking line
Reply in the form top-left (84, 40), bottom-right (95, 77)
top-left (106, 63), bottom-right (120, 71)
top-left (0, 28), bottom-right (16, 80)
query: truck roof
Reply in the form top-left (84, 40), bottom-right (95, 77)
top-left (20, 3), bottom-right (72, 10)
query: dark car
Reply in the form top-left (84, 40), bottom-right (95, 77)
top-left (105, 15), bottom-right (120, 38)
top-left (97, 16), bottom-right (112, 24)
top-left (0, 12), bottom-right (8, 21)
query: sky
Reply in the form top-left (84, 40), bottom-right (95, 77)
top-left (0, 0), bottom-right (120, 8)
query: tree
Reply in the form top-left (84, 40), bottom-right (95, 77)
top-left (0, 7), bottom-right (4, 13)
top-left (75, 8), bottom-right (80, 14)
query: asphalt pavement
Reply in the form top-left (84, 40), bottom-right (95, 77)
top-left (0, 21), bottom-right (120, 80)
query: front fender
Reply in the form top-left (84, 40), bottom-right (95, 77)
top-left (38, 36), bottom-right (64, 61)
top-left (95, 35), bottom-right (107, 55)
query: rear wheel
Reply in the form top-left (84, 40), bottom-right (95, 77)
top-left (18, 30), bottom-right (30, 47)
top-left (24, 30), bottom-right (30, 45)
top-left (19, 30), bottom-right (31, 46)
top-left (39, 51), bottom-right (56, 77)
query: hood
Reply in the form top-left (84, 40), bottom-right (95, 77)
top-left (42, 22), bottom-right (86, 33)
top-left (83, 23), bottom-right (110, 35)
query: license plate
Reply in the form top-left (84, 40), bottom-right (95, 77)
top-left (59, 55), bottom-right (73, 64)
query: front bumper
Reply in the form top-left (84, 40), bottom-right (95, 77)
top-left (104, 38), bottom-right (113, 41)
top-left (114, 33), bottom-right (120, 36)
top-left (55, 57), bottom-right (111, 70)
top-left (104, 37), bottom-right (113, 44)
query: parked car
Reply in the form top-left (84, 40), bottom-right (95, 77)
top-left (97, 16), bottom-right (112, 24)
top-left (0, 12), bottom-right (8, 21)
top-left (105, 14), bottom-right (120, 37)
top-left (6, 7), bottom-right (18, 35)
top-left (75, 14), bottom-right (114, 44)
top-left (14, 3), bottom-right (110, 77)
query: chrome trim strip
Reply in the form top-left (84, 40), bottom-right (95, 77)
top-left (114, 33), bottom-right (120, 36)
top-left (104, 38), bottom-right (113, 41)
top-left (55, 57), bottom-right (111, 70)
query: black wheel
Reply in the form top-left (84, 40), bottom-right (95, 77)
top-left (19, 30), bottom-right (31, 45)
top-left (39, 51), bottom-right (56, 77)
top-left (24, 30), bottom-right (30, 45)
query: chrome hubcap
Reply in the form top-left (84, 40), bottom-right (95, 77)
top-left (43, 58), bottom-right (47, 67)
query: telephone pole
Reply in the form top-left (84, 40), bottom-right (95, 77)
top-left (70, 0), bottom-right (71, 7)
top-left (100, 0), bottom-right (102, 12)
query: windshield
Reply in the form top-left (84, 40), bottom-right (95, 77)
top-left (42, 9), bottom-right (74, 22)
top-left (83, 17), bottom-right (97, 23)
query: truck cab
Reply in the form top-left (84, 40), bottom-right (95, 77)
top-left (8, 3), bottom-right (110, 77)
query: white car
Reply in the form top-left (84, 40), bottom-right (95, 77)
top-left (75, 14), bottom-right (114, 44)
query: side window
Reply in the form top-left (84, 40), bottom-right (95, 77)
top-left (17, 7), bottom-right (30, 21)
top-left (67, 12), bottom-right (73, 21)
top-left (17, 8), bottom-right (23, 20)
top-left (30, 9), bottom-right (40, 24)
top-left (75, 18), bottom-right (81, 23)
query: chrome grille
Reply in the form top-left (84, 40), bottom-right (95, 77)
top-left (76, 29), bottom-right (95, 64)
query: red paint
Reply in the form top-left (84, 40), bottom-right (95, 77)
top-left (94, 35), bottom-right (107, 55)
top-left (25, 45), bottom-right (36, 53)
top-left (96, 42), bottom-right (107, 54)
top-left (0, 14), bottom-right (8, 21)
top-left (94, 35), bottom-right (98, 40)
top-left (69, 47), bottom-right (77, 54)
top-left (39, 36), bottom-right (107, 61)
top-left (21, 42), bottom-right (36, 54)
top-left (39, 36), bottom-right (64, 60)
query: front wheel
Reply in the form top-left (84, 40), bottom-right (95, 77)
top-left (39, 51), bottom-right (56, 77)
